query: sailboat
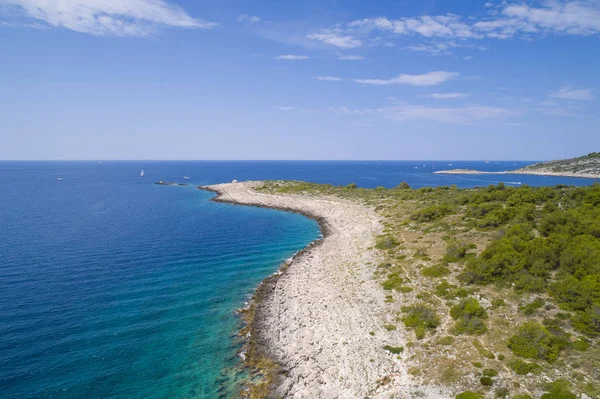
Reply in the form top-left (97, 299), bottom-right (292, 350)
top-left (183, 175), bottom-right (191, 180)
top-left (140, 169), bottom-right (145, 177)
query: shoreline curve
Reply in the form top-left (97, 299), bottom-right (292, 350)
top-left (199, 181), bottom-right (448, 399)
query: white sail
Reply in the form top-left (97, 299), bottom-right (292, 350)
top-left (140, 169), bottom-right (145, 177)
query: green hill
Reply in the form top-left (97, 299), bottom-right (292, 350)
top-left (519, 152), bottom-right (600, 177)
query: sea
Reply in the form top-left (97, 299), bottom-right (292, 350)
top-left (0, 161), bottom-right (597, 399)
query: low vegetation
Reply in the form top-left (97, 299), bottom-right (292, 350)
top-left (258, 180), bottom-right (600, 398)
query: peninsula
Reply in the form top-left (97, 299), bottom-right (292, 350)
top-left (200, 181), bottom-right (442, 398)
top-left (200, 180), bottom-right (599, 399)
top-left (435, 152), bottom-right (600, 179)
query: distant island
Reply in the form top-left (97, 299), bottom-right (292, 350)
top-left (435, 152), bottom-right (600, 179)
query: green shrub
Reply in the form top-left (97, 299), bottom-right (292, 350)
top-left (520, 297), bottom-right (545, 315)
top-left (509, 359), bottom-right (541, 375)
top-left (411, 204), bottom-right (455, 222)
top-left (450, 298), bottom-right (488, 335)
top-left (382, 345), bottom-right (403, 354)
top-left (513, 395), bottom-right (533, 399)
top-left (345, 183), bottom-right (357, 189)
top-left (422, 263), bottom-right (451, 278)
top-left (507, 322), bottom-right (567, 362)
top-left (495, 388), bottom-right (510, 398)
top-left (456, 391), bottom-right (484, 399)
top-left (401, 304), bottom-right (440, 339)
top-left (382, 273), bottom-right (404, 291)
top-left (483, 369), bottom-right (498, 377)
top-left (375, 235), bottom-right (399, 250)
top-left (480, 376), bottom-right (494, 386)
top-left (572, 338), bottom-right (590, 351)
top-left (383, 324), bottom-right (397, 331)
top-left (397, 182), bottom-right (411, 190)
top-left (540, 380), bottom-right (577, 399)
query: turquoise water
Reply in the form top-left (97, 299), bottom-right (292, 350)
top-left (0, 161), bottom-right (597, 398)
top-left (0, 162), bottom-right (320, 398)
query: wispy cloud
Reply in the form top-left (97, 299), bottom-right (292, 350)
top-left (425, 93), bottom-right (471, 99)
top-left (2, 0), bottom-right (217, 36)
top-left (306, 2), bottom-right (600, 55)
top-left (306, 31), bottom-right (362, 48)
top-left (338, 55), bottom-right (365, 60)
top-left (352, 2), bottom-right (600, 39)
top-left (551, 87), bottom-right (595, 101)
top-left (381, 104), bottom-right (515, 124)
top-left (275, 106), bottom-right (297, 111)
top-left (237, 14), bottom-right (260, 23)
top-left (317, 76), bottom-right (342, 81)
top-left (354, 71), bottom-right (459, 86)
top-left (275, 54), bottom-right (310, 60)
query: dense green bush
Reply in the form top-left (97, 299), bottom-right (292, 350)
top-left (482, 369), bottom-right (498, 377)
top-left (397, 182), bottom-right (411, 190)
top-left (450, 298), bottom-right (488, 335)
top-left (540, 380), bottom-right (577, 399)
top-left (382, 272), bottom-right (404, 291)
top-left (411, 204), bottom-right (455, 222)
top-left (455, 184), bottom-right (600, 334)
top-left (401, 304), bottom-right (440, 339)
top-left (508, 359), bottom-right (541, 375)
top-left (507, 322), bottom-right (567, 362)
top-left (520, 298), bottom-right (545, 315)
top-left (480, 376), bottom-right (494, 386)
top-left (422, 263), bottom-right (451, 278)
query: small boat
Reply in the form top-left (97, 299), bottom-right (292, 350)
top-left (140, 169), bottom-right (145, 177)
top-left (57, 177), bottom-right (63, 181)
top-left (183, 176), bottom-right (191, 180)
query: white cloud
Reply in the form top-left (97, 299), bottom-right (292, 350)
top-left (381, 104), bottom-right (514, 124)
top-left (501, 2), bottom-right (600, 35)
top-left (317, 76), bottom-right (342, 81)
top-left (426, 92), bottom-right (471, 99)
top-left (551, 87), bottom-right (595, 101)
top-left (349, 15), bottom-right (481, 39)
top-left (2, 0), bottom-right (217, 36)
top-left (275, 106), bottom-right (297, 111)
top-left (275, 54), bottom-right (310, 60)
top-left (354, 71), bottom-right (459, 86)
top-left (237, 14), bottom-right (260, 23)
top-left (338, 55), bottom-right (364, 60)
top-left (307, 31), bottom-right (362, 48)
top-left (336, 2), bottom-right (600, 50)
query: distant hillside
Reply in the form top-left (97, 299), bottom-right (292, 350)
top-left (517, 152), bottom-right (600, 178)
top-left (434, 152), bottom-right (600, 179)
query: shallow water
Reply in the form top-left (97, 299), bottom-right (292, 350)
top-left (0, 161), bottom-right (596, 398)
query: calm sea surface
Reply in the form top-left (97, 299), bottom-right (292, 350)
top-left (1, 161), bottom-right (597, 398)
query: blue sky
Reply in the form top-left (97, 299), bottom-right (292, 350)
top-left (1, 0), bottom-right (599, 160)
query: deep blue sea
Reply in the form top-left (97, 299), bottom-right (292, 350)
top-left (1, 161), bottom-right (597, 399)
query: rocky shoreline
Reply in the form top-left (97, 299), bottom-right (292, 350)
top-left (199, 181), bottom-right (448, 399)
